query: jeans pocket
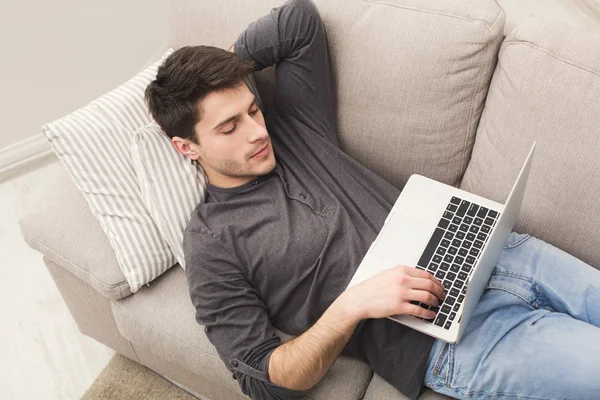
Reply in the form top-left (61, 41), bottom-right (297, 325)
top-left (431, 342), bottom-right (451, 381)
top-left (503, 232), bottom-right (532, 250)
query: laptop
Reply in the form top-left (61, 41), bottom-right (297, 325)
top-left (346, 141), bottom-right (536, 343)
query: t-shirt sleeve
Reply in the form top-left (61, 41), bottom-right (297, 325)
top-left (233, 0), bottom-right (339, 146)
top-left (183, 229), bottom-right (310, 399)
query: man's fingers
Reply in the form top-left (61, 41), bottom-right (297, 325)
top-left (400, 265), bottom-right (445, 292)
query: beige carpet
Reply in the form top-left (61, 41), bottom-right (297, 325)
top-left (80, 353), bottom-right (198, 400)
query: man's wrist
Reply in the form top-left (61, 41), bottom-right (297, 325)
top-left (331, 290), bottom-right (363, 325)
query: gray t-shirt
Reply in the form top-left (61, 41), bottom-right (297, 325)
top-left (183, 1), bottom-right (435, 399)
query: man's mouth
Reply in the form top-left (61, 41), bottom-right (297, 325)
top-left (251, 143), bottom-right (269, 159)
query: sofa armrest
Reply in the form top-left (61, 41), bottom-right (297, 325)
top-left (20, 163), bottom-right (132, 300)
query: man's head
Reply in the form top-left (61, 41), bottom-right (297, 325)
top-left (145, 46), bottom-right (276, 188)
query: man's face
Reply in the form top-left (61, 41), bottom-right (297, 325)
top-left (172, 81), bottom-right (276, 188)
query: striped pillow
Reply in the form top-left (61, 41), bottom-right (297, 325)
top-left (42, 49), bottom-right (176, 293)
top-left (131, 121), bottom-right (207, 270)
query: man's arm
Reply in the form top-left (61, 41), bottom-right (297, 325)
top-left (232, 0), bottom-right (339, 146)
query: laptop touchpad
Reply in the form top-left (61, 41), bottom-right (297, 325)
top-left (371, 213), bottom-right (432, 271)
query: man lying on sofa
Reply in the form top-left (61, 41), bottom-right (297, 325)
top-left (144, 0), bottom-right (600, 399)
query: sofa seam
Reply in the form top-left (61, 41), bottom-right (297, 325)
top-left (461, 33), bottom-right (490, 187)
top-left (362, 0), bottom-right (500, 30)
top-left (111, 301), bottom-right (222, 363)
top-left (22, 233), bottom-right (129, 297)
top-left (502, 40), bottom-right (600, 77)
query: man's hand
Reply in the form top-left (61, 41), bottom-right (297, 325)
top-left (339, 265), bottom-right (446, 321)
top-left (227, 43), bottom-right (234, 52)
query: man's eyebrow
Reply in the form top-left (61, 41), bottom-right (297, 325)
top-left (212, 94), bottom-right (257, 131)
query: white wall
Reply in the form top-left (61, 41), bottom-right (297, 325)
top-left (0, 0), bottom-right (167, 150)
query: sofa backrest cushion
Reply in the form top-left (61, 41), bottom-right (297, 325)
top-left (461, 19), bottom-right (600, 270)
top-left (167, 0), bottom-right (505, 189)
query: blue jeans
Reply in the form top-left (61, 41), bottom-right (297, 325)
top-left (423, 231), bottom-right (600, 399)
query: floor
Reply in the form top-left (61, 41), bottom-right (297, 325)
top-left (0, 156), bottom-right (115, 400)
top-left (1, 2), bottom-right (599, 400)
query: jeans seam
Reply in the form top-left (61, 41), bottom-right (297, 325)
top-left (503, 233), bottom-right (532, 249)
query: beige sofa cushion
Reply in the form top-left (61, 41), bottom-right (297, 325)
top-left (168, 0), bottom-right (505, 189)
top-left (20, 165), bottom-right (131, 300)
top-left (111, 266), bottom-right (373, 400)
top-left (460, 20), bottom-right (600, 270)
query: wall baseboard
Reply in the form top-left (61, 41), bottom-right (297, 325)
top-left (0, 133), bottom-right (58, 183)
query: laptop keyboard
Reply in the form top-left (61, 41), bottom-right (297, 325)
top-left (412, 196), bottom-right (500, 330)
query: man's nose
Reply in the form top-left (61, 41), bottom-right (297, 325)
top-left (247, 116), bottom-right (268, 142)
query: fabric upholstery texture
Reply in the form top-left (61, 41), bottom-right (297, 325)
top-left (41, 49), bottom-right (176, 293)
top-left (20, 165), bottom-right (131, 300)
top-left (460, 19), bottom-right (600, 270)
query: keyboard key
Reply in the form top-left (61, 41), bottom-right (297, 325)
top-left (441, 239), bottom-right (451, 248)
top-left (443, 211), bottom-right (453, 220)
top-left (436, 247), bottom-right (446, 255)
top-left (463, 216), bottom-right (473, 224)
top-left (450, 196), bottom-right (461, 205)
top-left (481, 225), bottom-right (491, 233)
top-left (452, 216), bottom-right (462, 225)
top-left (441, 305), bottom-right (452, 314)
top-left (434, 313), bottom-right (447, 327)
top-left (469, 248), bottom-right (480, 256)
top-left (433, 255), bottom-right (443, 264)
top-left (444, 231), bottom-right (453, 240)
top-left (446, 272), bottom-right (457, 281)
top-left (467, 203), bottom-right (479, 217)
top-left (462, 240), bottom-right (472, 249)
top-left (477, 232), bottom-right (487, 241)
top-left (454, 255), bottom-right (464, 264)
top-left (450, 263), bottom-right (461, 272)
top-left (452, 239), bottom-right (461, 247)
top-left (430, 306), bottom-right (440, 313)
top-left (477, 206), bottom-right (488, 218)
top-left (443, 280), bottom-right (452, 290)
top-left (488, 210), bottom-right (498, 218)
top-left (427, 264), bottom-right (437, 273)
top-left (466, 233), bottom-right (476, 241)
top-left (445, 321), bottom-right (452, 329)
top-left (448, 246), bottom-right (458, 255)
top-left (458, 248), bottom-right (468, 256)
top-left (444, 255), bottom-right (454, 263)
top-left (449, 312), bottom-right (457, 321)
top-left (440, 262), bottom-right (450, 271)
top-left (458, 271), bottom-right (468, 281)
top-left (466, 256), bottom-right (476, 264)
top-left (473, 217), bottom-right (483, 226)
top-left (445, 296), bottom-right (456, 306)
top-left (485, 217), bottom-right (495, 226)
top-left (418, 228), bottom-right (445, 268)
top-left (453, 303), bottom-right (461, 312)
top-left (456, 231), bottom-right (466, 240)
top-left (450, 288), bottom-right (460, 297)
top-left (449, 224), bottom-right (458, 232)
top-left (454, 279), bottom-right (465, 289)
top-left (456, 200), bottom-right (470, 217)
top-left (469, 225), bottom-right (479, 233)
top-left (463, 264), bottom-right (472, 273)
top-left (447, 203), bottom-right (458, 213)
top-left (458, 294), bottom-right (465, 302)
top-left (473, 240), bottom-right (483, 249)
top-left (459, 223), bottom-right (469, 232)
top-left (435, 270), bottom-right (446, 279)
top-left (438, 218), bottom-right (450, 229)
top-left (410, 300), bottom-right (420, 305)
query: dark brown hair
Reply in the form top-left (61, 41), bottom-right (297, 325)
top-left (144, 45), bottom-right (255, 145)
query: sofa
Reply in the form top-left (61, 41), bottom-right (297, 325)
top-left (20, 0), bottom-right (600, 399)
